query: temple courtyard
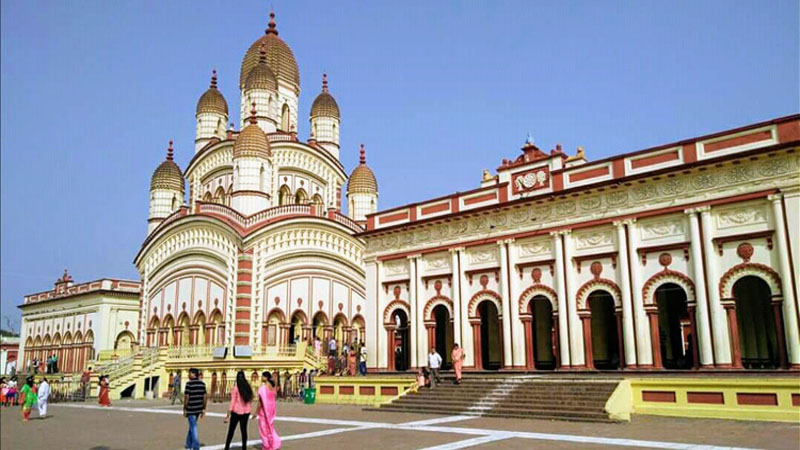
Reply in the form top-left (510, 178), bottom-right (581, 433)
top-left (0, 399), bottom-right (797, 449)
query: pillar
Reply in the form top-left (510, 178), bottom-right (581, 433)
top-left (769, 193), bottom-right (800, 367)
top-left (521, 316), bottom-right (534, 369)
top-left (498, 240), bottom-right (513, 367)
top-left (646, 306), bottom-right (663, 369)
top-left (507, 240), bottom-right (525, 368)
top-left (204, 324), bottom-right (214, 346)
top-left (700, 206), bottom-right (732, 366)
top-left (771, 300), bottom-right (789, 368)
top-left (580, 312), bottom-right (593, 369)
top-left (450, 248), bottom-right (463, 348)
top-left (426, 323), bottom-right (436, 350)
top-left (628, 220), bottom-right (652, 366)
top-left (614, 220), bottom-right (637, 367)
top-left (551, 231), bottom-right (571, 366)
top-left (471, 320), bottom-right (482, 369)
top-left (457, 248), bottom-right (473, 367)
top-left (615, 309), bottom-right (625, 369)
top-left (687, 305), bottom-right (700, 369)
top-left (686, 208), bottom-right (714, 367)
top-left (564, 231), bottom-right (584, 366)
top-left (722, 301), bottom-right (742, 368)
top-left (386, 326), bottom-right (396, 371)
top-left (408, 255), bottom-right (419, 369)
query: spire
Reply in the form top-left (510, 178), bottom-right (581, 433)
top-left (359, 144), bottom-right (366, 164)
top-left (525, 131), bottom-right (534, 145)
top-left (166, 140), bottom-right (174, 161)
top-left (249, 102), bottom-right (258, 125)
top-left (266, 9), bottom-right (278, 35)
top-left (210, 69), bottom-right (218, 89)
top-left (322, 73), bottom-right (329, 93)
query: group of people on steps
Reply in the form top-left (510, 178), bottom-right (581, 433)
top-left (417, 343), bottom-right (465, 389)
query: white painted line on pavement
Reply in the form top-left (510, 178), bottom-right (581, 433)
top-left (53, 403), bottom-right (760, 450)
top-left (418, 433), bottom-right (514, 450)
top-left (399, 415), bottom-right (476, 427)
top-left (199, 425), bottom-right (378, 450)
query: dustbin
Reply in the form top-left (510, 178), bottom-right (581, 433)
top-left (303, 388), bottom-right (316, 404)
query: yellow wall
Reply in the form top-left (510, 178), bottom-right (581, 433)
top-left (314, 376), bottom-right (417, 406)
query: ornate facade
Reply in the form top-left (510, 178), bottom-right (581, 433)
top-left (362, 117), bottom-right (800, 372)
top-left (134, 12), bottom-right (378, 356)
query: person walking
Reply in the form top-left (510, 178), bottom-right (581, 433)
top-left (81, 369), bottom-right (91, 400)
top-left (451, 343), bottom-right (464, 385)
top-left (52, 354), bottom-right (59, 373)
top-left (347, 348), bottom-right (357, 376)
top-left (6, 377), bottom-right (17, 406)
top-left (255, 371), bottom-right (281, 450)
top-left (20, 376), bottom-right (37, 421)
top-left (171, 371), bottom-right (183, 405)
top-left (428, 348), bottom-right (442, 389)
top-left (223, 371), bottom-right (253, 450)
top-left (183, 368), bottom-right (207, 450)
top-left (98, 375), bottom-right (112, 407)
top-left (359, 343), bottom-right (368, 376)
top-left (37, 377), bottom-right (50, 418)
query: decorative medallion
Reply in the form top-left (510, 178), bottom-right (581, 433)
top-left (215, 298), bottom-right (219, 306)
top-left (357, 305), bottom-right (361, 313)
top-left (434, 280), bottom-right (443, 295)
top-left (167, 304), bottom-right (171, 312)
top-left (297, 298), bottom-right (303, 306)
top-left (532, 268), bottom-right (542, 283)
top-left (480, 274), bottom-right (489, 288)
top-left (318, 300), bottom-right (323, 309)
top-left (393, 286), bottom-right (401, 299)
top-left (154, 306), bottom-right (158, 313)
top-left (274, 296), bottom-right (280, 305)
top-left (736, 242), bottom-right (754, 262)
top-left (590, 261), bottom-right (603, 279)
top-left (89, 320), bottom-right (92, 327)
top-left (658, 253), bottom-right (672, 268)
top-left (124, 321), bottom-right (130, 329)
top-left (198, 300), bottom-right (203, 307)
top-left (338, 303), bottom-right (343, 311)
top-left (182, 302), bottom-right (187, 310)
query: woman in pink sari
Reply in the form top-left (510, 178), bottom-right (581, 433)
top-left (256, 371), bottom-right (281, 450)
top-left (451, 343), bottom-right (464, 384)
top-left (347, 349), bottom-right (357, 376)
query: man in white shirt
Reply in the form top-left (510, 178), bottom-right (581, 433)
top-left (37, 377), bottom-right (51, 418)
top-left (328, 338), bottom-right (337, 356)
top-left (428, 348), bottom-right (443, 388)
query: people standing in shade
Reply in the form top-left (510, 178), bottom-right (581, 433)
top-left (451, 343), bottom-right (464, 385)
top-left (223, 371), bottom-right (253, 450)
top-left (52, 354), bottom-right (58, 373)
top-left (328, 338), bottom-right (337, 357)
top-left (183, 368), bottom-right (207, 450)
top-left (359, 343), bottom-right (368, 376)
top-left (20, 376), bottom-right (37, 421)
top-left (255, 371), bottom-right (281, 450)
top-left (428, 348), bottom-right (442, 389)
top-left (37, 377), bottom-right (50, 418)
top-left (98, 375), bottom-right (112, 407)
top-left (347, 348), bottom-right (357, 376)
top-left (338, 351), bottom-right (347, 376)
top-left (171, 371), bottom-right (182, 405)
top-left (80, 369), bottom-right (91, 400)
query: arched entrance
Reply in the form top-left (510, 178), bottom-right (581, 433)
top-left (432, 305), bottom-right (454, 370)
top-left (114, 331), bottom-right (136, 352)
top-left (289, 311), bottom-right (307, 345)
top-left (390, 310), bottom-right (410, 371)
top-left (654, 283), bottom-right (693, 369)
top-left (588, 291), bottom-right (620, 370)
top-left (733, 276), bottom-right (783, 369)
top-left (478, 301), bottom-right (502, 370)
top-left (528, 296), bottom-right (556, 370)
top-left (312, 312), bottom-right (328, 341)
top-left (333, 314), bottom-right (348, 345)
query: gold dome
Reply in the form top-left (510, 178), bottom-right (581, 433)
top-left (196, 70), bottom-right (228, 116)
top-left (347, 145), bottom-right (378, 194)
top-left (240, 12), bottom-right (300, 91)
top-left (151, 141), bottom-right (185, 192)
top-left (244, 46), bottom-right (278, 91)
top-left (310, 74), bottom-right (340, 118)
top-left (233, 105), bottom-right (271, 159)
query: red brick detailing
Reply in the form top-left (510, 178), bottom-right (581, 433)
top-left (236, 285), bottom-right (251, 294)
top-left (683, 143), bottom-right (697, 163)
top-left (467, 289), bottom-right (502, 318)
top-left (777, 120), bottom-right (800, 142)
top-left (237, 272), bottom-right (252, 282)
top-left (450, 197), bottom-right (460, 213)
top-left (409, 206), bottom-right (417, 222)
top-left (511, 167), bottom-right (551, 195)
top-left (576, 278), bottom-right (621, 310)
top-left (792, 394), bottom-right (800, 406)
top-left (517, 284), bottom-right (557, 314)
top-left (339, 386), bottom-right (354, 395)
top-left (383, 299), bottom-right (410, 324)
top-left (736, 393), bottom-right (778, 406)
top-left (237, 260), bottom-right (253, 270)
top-left (234, 249), bottom-right (254, 346)
top-left (366, 215), bottom-right (375, 230)
top-left (642, 391), bottom-right (677, 403)
top-left (235, 311), bottom-right (250, 320)
top-left (705, 130), bottom-right (772, 152)
top-left (320, 386), bottom-right (334, 394)
top-left (234, 323), bottom-right (249, 333)
top-left (498, 185), bottom-right (508, 202)
top-left (463, 192), bottom-right (497, 205)
top-left (641, 269), bottom-right (695, 305)
top-left (359, 386), bottom-right (375, 395)
top-left (552, 172), bottom-right (564, 191)
top-left (611, 159), bottom-right (625, 178)
top-left (380, 386), bottom-right (398, 396)
top-left (687, 392), bottom-right (724, 404)
top-left (378, 211), bottom-right (409, 224)
top-left (630, 149), bottom-right (681, 169)
top-left (423, 295), bottom-right (453, 321)
top-left (420, 202), bottom-right (450, 216)
top-left (568, 166), bottom-right (609, 183)
top-left (718, 262), bottom-right (781, 298)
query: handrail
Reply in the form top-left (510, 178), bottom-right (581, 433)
top-left (195, 202), bottom-right (362, 234)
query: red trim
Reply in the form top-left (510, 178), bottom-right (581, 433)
top-left (378, 211), bottom-right (409, 224)
top-left (704, 130), bottom-right (772, 153)
top-left (642, 391), bottom-right (677, 403)
top-left (568, 166), bottom-right (609, 183)
top-left (464, 192), bottom-right (497, 205)
top-left (420, 202), bottom-right (450, 216)
top-left (736, 393), bottom-right (778, 406)
top-left (630, 149), bottom-right (681, 169)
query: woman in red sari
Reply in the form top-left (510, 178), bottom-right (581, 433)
top-left (451, 343), bottom-right (464, 384)
top-left (98, 375), bottom-right (112, 406)
top-left (347, 349), bottom-right (357, 376)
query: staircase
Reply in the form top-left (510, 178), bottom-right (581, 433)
top-left (91, 347), bottom-right (166, 399)
top-left (372, 374), bottom-right (620, 422)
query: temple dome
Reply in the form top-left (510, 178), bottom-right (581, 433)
top-left (151, 141), bottom-right (185, 192)
top-left (347, 145), bottom-right (378, 194)
top-left (239, 12), bottom-right (300, 92)
top-left (196, 70), bottom-right (228, 116)
top-left (311, 74), bottom-right (340, 118)
top-left (233, 105), bottom-right (271, 159)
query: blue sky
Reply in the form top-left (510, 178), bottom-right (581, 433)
top-left (1, 1), bottom-right (797, 331)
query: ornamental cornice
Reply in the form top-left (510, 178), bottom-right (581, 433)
top-left (364, 153), bottom-right (799, 257)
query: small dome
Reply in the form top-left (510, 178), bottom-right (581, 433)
top-left (244, 46), bottom-right (278, 91)
top-left (240, 12), bottom-right (300, 91)
top-left (347, 145), bottom-right (378, 194)
top-left (151, 141), bottom-right (185, 192)
top-left (311, 74), bottom-right (340, 118)
top-left (196, 70), bottom-right (228, 116)
top-left (233, 104), bottom-right (271, 159)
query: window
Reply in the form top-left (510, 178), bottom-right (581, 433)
top-left (281, 104), bottom-right (290, 131)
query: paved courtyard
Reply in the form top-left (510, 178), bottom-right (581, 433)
top-left (0, 399), bottom-right (798, 449)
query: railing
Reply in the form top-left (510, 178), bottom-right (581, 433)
top-left (49, 378), bottom-right (87, 403)
top-left (266, 131), bottom-right (297, 143)
top-left (252, 344), bottom-right (299, 358)
top-left (141, 346), bottom-right (160, 368)
top-left (167, 345), bottom-right (215, 360)
top-left (96, 348), bottom-right (134, 362)
top-left (194, 202), bottom-right (363, 234)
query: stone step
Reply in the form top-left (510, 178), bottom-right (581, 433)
top-left (371, 405), bottom-right (611, 423)
top-left (392, 398), bottom-right (605, 412)
top-left (401, 393), bottom-right (611, 405)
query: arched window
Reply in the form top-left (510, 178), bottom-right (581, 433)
top-left (171, 195), bottom-right (177, 210)
top-left (203, 192), bottom-right (212, 203)
top-left (311, 194), bottom-right (324, 210)
top-left (281, 104), bottom-right (290, 131)
top-left (278, 185), bottom-right (292, 206)
top-left (259, 165), bottom-right (265, 192)
top-left (294, 188), bottom-right (308, 205)
top-left (214, 186), bottom-right (226, 205)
